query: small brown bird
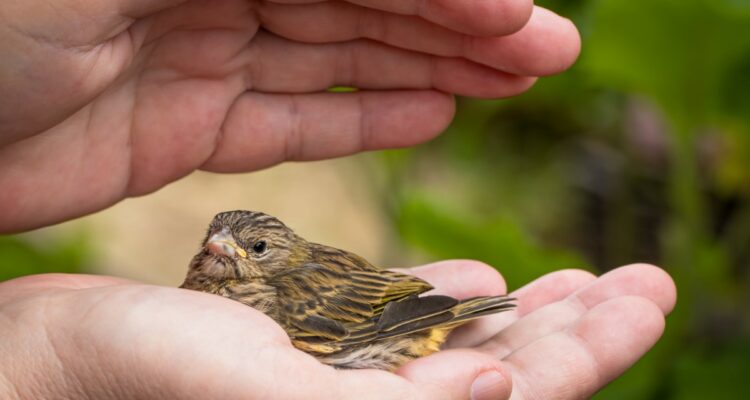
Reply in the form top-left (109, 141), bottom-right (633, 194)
top-left (181, 210), bottom-right (514, 370)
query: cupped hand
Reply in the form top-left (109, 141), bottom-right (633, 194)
top-left (0, 272), bottom-right (509, 400)
top-left (0, 0), bottom-right (580, 233)
top-left (0, 261), bottom-right (675, 400)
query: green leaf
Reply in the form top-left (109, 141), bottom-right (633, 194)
top-left (0, 232), bottom-right (91, 281)
top-left (584, 0), bottom-right (750, 128)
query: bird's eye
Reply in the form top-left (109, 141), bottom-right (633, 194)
top-left (252, 241), bottom-right (267, 254)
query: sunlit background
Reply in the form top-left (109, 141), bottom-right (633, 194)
top-left (2, 0), bottom-right (749, 398)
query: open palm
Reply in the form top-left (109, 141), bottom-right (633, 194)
top-left (0, 262), bottom-right (674, 399)
top-left (0, 0), bottom-right (579, 232)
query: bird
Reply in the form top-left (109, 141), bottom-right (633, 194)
top-left (180, 210), bottom-right (515, 370)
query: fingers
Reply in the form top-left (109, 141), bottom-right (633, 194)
top-left (353, 0), bottom-right (533, 36)
top-left (503, 296), bottom-right (665, 400)
top-left (267, 0), bottom-right (533, 37)
top-left (259, 2), bottom-right (580, 76)
top-left (511, 269), bottom-right (598, 316)
top-left (446, 269), bottom-right (595, 348)
top-left (477, 264), bottom-right (675, 358)
top-left (397, 260), bottom-right (508, 298)
top-left (471, 7), bottom-right (580, 77)
top-left (247, 33), bottom-right (536, 97)
top-left (574, 263), bottom-right (677, 314)
top-left (200, 90), bottom-right (454, 172)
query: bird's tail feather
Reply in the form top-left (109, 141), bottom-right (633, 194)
top-left (337, 295), bottom-right (515, 346)
top-left (446, 296), bottom-right (516, 326)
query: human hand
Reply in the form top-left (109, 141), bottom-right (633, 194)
top-left (0, 0), bottom-right (580, 233)
top-left (0, 262), bottom-right (674, 400)
top-left (0, 272), bottom-right (511, 400)
top-left (406, 261), bottom-right (677, 399)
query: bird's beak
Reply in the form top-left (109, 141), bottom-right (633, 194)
top-left (206, 227), bottom-right (247, 258)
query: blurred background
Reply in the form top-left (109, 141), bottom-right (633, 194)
top-left (2, 0), bottom-right (749, 398)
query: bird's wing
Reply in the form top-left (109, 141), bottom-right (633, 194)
top-left (268, 263), bottom-right (433, 343)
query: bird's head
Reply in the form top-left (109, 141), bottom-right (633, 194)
top-left (184, 210), bottom-right (309, 287)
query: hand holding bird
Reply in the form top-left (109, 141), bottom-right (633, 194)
top-left (181, 210), bottom-right (515, 370)
top-left (0, 255), bottom-right (675, 399)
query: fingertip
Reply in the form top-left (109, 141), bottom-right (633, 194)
top-left (630, 295), bottom-right (667, 336)
top-left (618, 263), bottom-right (677, 315)
top-left (417, 90), bottom-right (457, 138)
top-left (513, 76), bottom-right (538, 95)
top-left (468, 70), bottom-right (537, 99)
top-left (550, 15), bottom-right (582, 75)
top-left (526, 8), bottom-right (581, 76)
top-left (481, 7), bottom-right (581, 77)
top-left (591, 263), bottom-right (677, 315)
top-left (571, 295), bottom-right (666, 382)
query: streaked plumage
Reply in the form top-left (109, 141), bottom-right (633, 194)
top-left (181, 210), bottom-right (515, 370)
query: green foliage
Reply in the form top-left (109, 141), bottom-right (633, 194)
top-left (395, 194), bottom-right (585, 286)
top-left (0, 232), bottom-right (90, 281)
top-left (671, 341), bottom-right (750, 399)
top-left (585, 0), bottom-right (750, 128)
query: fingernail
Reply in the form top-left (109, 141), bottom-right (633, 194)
top-left (471, 370), bottom-right (506, 400)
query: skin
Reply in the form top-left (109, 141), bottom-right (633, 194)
top-left (0, 0), bottom-right (580, 233)
top-left (0, 0), bottom-right (677, 398)
top-left (0, 262), bottom-right (676, 400)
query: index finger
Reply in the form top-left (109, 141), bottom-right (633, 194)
top-left (266, 0), bottom-right (534, 36)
